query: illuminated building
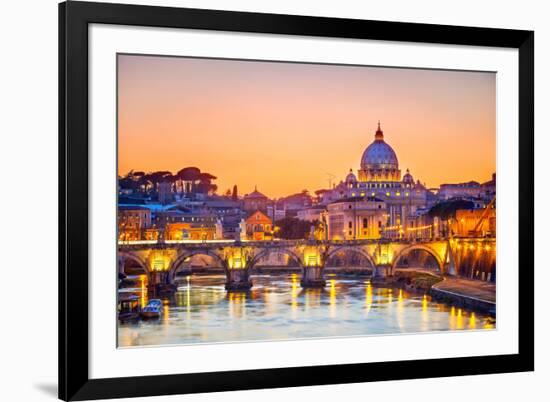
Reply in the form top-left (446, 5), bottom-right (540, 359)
top-left (165, 222), bottom-right (217, 241)
top-left (321, 122), bottom-right (431, 238)
top-left (245, 210), bottom-right (273, 241)
top-left (155, 206), bottom-right (220, 240)
top-left (452, 208), bottom-right (496, 237)
top-left (118, 206), bottom-right (152, 241)
top-left (324, 197), bottom-right (386, 240)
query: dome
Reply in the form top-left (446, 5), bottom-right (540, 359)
top-left (402, 169), bottom-right (414, 184)
top-left (345, 169), bottom-right (357, 183)
top-left (360, 123), bottom-right (399, 170)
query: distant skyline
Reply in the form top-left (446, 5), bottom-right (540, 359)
top-left (118, 54), bottom-right (496, 198)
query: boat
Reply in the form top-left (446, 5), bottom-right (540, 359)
top-left (118, 294), bottom-right (141, 322)
top-left (140, 299), bottom-right (162, 319)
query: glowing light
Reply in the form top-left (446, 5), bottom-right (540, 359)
top-left (469, 312), bottom-right (476, 329)
top-left (304, 247), bottom-right (321, 267)
top-left (329, 279), bottom-right (337, 318)
top-left (449, 306), bottom-right (456, 330)
top-left (365, 281), bottom-right (373, 315)
top-left (139, 274), bottom-right (147, 308)
top-left (227, 248), bottom-right (248, 269)
top-left (456, 308), bottom-right (464, 329)
top-left (406, 224), bottom-right (432, 231)
top-left (291, 273), bottom-right (298, 312)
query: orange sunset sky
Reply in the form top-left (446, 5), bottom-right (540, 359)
top-left (118, 54), bottom-right (496, 198)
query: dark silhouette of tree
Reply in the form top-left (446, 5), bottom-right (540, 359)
top-left (177, 167), bottom-right (201, 181)
top-left (232, 185), bottom-right (238, 201)
top-left (144, 171), bottom-right (172, 192)
top-left (428, 199), bottom-right (475, 220)
top-left (275, 217), bottom-right (319, 240)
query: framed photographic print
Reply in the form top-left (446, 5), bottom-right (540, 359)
top-left (59, 1), bottom-right (534, 400)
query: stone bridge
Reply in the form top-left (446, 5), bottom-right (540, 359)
top-left (118, 238), bottom-right (495, 291)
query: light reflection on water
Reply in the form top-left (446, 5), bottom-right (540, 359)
top-left (118, 273), bottom-right (495, 347)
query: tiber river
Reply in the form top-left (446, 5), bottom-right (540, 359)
top-left (118, 272), bottom-right (495, 347)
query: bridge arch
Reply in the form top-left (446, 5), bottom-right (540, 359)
top-left (390, 244), bottom-right (445, 275)
top-left (119, 251), bottom-right (149, 275)
top-left (325, 246), bottom-right (376, 269)
top-left (248, 247), bottom-right (304, 271)
top-left (168, 249), bottom-right (227, 282)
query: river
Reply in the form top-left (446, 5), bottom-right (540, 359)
top-left (118, 272), bottom-right (495, 347)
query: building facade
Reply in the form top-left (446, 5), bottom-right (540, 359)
top-left (243, 187), bottom-right (270, 213)
top-left (245, 210), bottom-right (273, 241)
top-left (324, 197), bottom-right (386, 240)
top-left (118, 206), bottom-right (152, 241)
top-left (321, 123), bottom-right (432, 239)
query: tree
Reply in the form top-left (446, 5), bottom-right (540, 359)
top-left (232, 185), bottom-right (238, 201)
top-left (428, 199), bottom-right (475, 220)
top-left (275, 217), bottom-right (318, 240)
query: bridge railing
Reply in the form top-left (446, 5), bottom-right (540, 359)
top-left (117, 237), bottom-right (432, 249)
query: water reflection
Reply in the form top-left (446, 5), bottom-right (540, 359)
top-left (118, 273), bottom-right (496, 347)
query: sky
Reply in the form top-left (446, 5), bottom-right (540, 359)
top-left (118, 54), bottom-right (496, 198)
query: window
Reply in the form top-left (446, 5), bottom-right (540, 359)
top-left (363, 218), bottom-right (368, 228)
top-left (348, 221), bottom-right (352, 229)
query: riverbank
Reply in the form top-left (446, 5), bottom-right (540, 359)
top-left (383, 268), bottom-right (496, 317)
top-left (430, 277), bottom-right (496, 317)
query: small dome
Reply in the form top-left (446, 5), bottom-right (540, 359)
top-left (345, 169), bottom-right (357, 183)
top-left (403, 169), bottom-right (414, 184)
top-left (360, 123), bottom-right (399, 170)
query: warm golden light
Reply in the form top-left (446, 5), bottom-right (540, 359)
top-left (456, 308), bottom-right (464, 329)
top-left (365, 281), bottom-right (373, 315)
top-left (469, 312), bottom-right (476, 329)
top-left (291, 273), bottom-right (299, 312)
top-left (329, 279), bottom-right (337, 318)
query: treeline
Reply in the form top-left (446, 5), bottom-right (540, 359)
top-left (119, 167), bottom-right (217, 194)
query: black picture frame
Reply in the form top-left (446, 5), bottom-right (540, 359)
top-left (59, 1), bottom-right (534, 400)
